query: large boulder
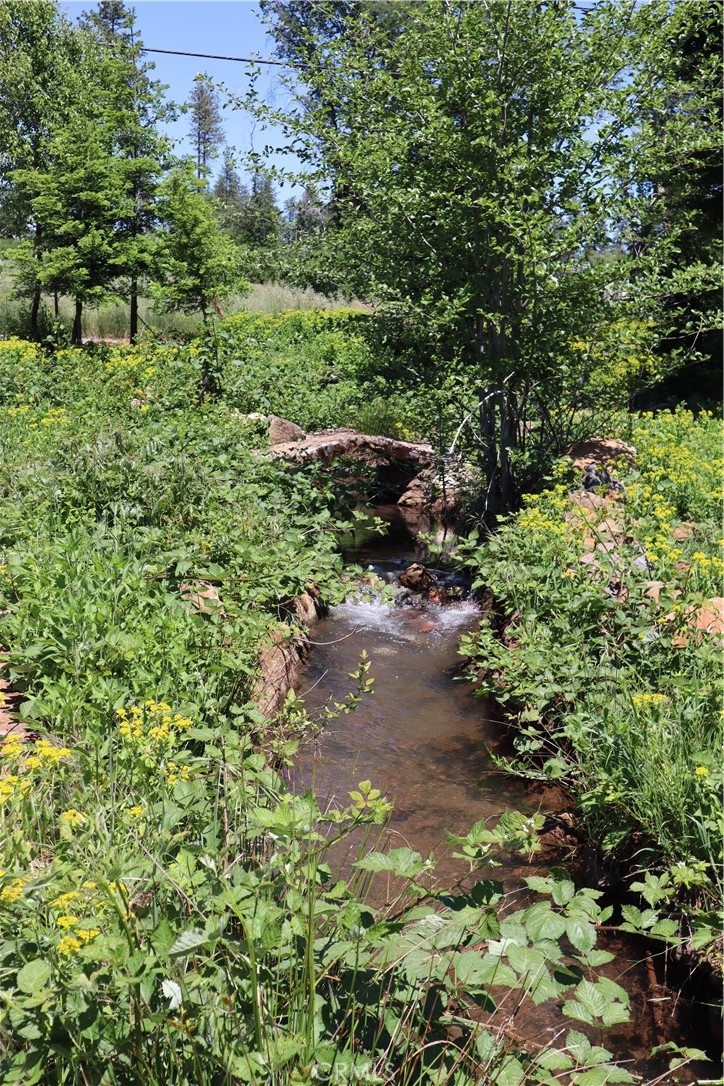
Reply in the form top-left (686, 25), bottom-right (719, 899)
top-left (268, 415), bottom-right (306, 445)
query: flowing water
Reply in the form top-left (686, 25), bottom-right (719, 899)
top-left (292, 508), bottom-right (719, 1078)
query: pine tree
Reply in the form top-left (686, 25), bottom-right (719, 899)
top-left (213, 148), bottom-right (249, 237)
top-left (188, 73), bottom-right (225, 179)
top-left (239, 171), bottom-right (281, 248)
top-left (152, 164), bottom-right (248, 323)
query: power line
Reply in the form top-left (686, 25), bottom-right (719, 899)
top-left (141, 47), bottom-right (285, 66)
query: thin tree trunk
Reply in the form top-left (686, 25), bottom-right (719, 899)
top-left (71, 298), bottom-right (83, 346)
top-left (30, 290), bottom-right (41, 340)
top-left (53, 291), bottom-right (59, 320)
top-left (499, 387), bottom-right (516, 513)
top-left (30, 222), bottom-right (42, 339)
top-left (130, 276), bottom-right (138, 343)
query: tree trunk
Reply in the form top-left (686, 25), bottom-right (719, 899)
top-left (71, 298), bottom-right (83, 346)
top-left (478, 383), bottom-right (499, 521)
top-left (30, 222), bottom-right (42, 339)
top-left (53, 291), bottom-right (59, 320)
top-left (30, 289), bottom-right (41, 340)
top-left (130, 276), bottom-right (138, 343)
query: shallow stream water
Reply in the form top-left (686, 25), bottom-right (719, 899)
top-left (292, 508), bottom-right (718, 1078)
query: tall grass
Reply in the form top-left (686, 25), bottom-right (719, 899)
top-left (0, 256), bottom-right (365, 341)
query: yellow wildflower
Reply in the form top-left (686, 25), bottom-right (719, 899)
top-left (57, 936), bottom-right (82, 956)
top-left (56, 915), bottom-right (79, 930)
top-left (76, 928), bottom-right (100, 944)
top-left (59, 809), bottom-right (86, 828)
top-left (51, 891), bottom-right (80, 909)
top-left (694, 766), bottom-right (709, 778)
top-left (0, 877), bottom-right (28, 904)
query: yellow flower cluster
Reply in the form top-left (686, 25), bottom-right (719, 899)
top-left (51, 890), bottom-right (80, 909)
top-left (2, 734), bottom-right (72, 769)
top-left (165, 761), bottom-right (193, 785)
top-left (103, 346), bottom-right (156, 377)
top-left (0, 774), bottom-right (31, 805)
top-left (57, 928), bottom-right (100, 956)
top-left (0, 875), bottom-right (29, 904)
top-left (631, 693), bottom-right (668, 707)
top-left (59, 808), bottom-right (85, 828)
top-left (691, 551), bottom-right (724, 573)
top-left (40, 406), bottom-right (69, 428)
top-left (0, 337), bottom-right (41, 365)
top-left (116, 700), bottom-right (192, 764)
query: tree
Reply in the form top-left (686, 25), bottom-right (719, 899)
top-left (283, 185), bottom-right (327, 244)
top-left (213, 148), bottom-right (250, 237)
top-left (232, 169), bottom-right (282, 250)
top-left (256, 0), bottom-right (721, 515)
top-left (79, 0), bottom-right (173, 341)
top-left (12, 111), bottom-right (129, 344)
top-left (2, 0), bottom-right (172, 342)
top-left (188, 73), bottom-right (225, 179)
top-left (152, 164), bottom-right (248, 322)
top-left (0, 0), bottom-right (81, 334)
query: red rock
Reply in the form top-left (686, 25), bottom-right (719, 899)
top-left (567, 438), bottom-right (637, 471)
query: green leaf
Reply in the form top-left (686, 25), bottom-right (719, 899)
top-left (563, 999), bottom-right (595, 1026)
top-left (354, 847), bottom-right (425, 878)
top-left (572, 1067), bottom-right (631, 1085)
top-left (168, 928), bottom-right (209, 958)
top-left (601, 1003), bottom-right (630, 1027)
top-left (525, 902), bottom-right (566, 942)
top-left (536, 1049), bottom-right (574, 1071)
top-left (566, 1029), bottom-right (591, 1062)
top-left (566, 916), bottom-right (597, 953)
top-left (16, 960), bottom-right (52, 994)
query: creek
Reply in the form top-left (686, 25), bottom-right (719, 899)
top-left (292, 507), bottom-right (717, 1079)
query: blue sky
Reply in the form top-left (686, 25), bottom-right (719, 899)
top-left (63, 1), bottom-right (300, 195)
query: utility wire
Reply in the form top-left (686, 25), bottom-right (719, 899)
top-left (140, 47), bottom-right (285, 66)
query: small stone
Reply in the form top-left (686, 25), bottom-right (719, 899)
top-left (398, 564), bottom-right (437, 592)
top-left (672, 523), bottom-right (695, 542)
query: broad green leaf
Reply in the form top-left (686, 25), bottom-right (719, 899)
top-left (354, 847), bottom-right (425, 878)
top-left (563, 999), bottom-right (595, 1025)
top-left (168, 928), bottom-right (209, 958)
top-left (566, 1029), bottom-right (592, 1062)
top-left (566, 916), bottom-right (597, 953)
top-left (525, 902), bottom-right (566, 942)
top-left (16, 960), bottom-right (51, 994)
top-left (536, 1049), bottom-right (574, 1071)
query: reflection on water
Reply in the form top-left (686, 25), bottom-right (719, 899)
top-left (295, 591), bottom-right (546, 881)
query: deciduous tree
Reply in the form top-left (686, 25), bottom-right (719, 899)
top-left (257, 0), bottom-right (720, 515)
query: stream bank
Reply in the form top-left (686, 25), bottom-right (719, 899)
top-left (291, 506), bottom-right (720, 1080)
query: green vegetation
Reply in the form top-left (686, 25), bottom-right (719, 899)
top-left (3, 327), bottom-right (710, 1084)
top-left (459, 410), bottom-right (723, 950)
top-left (255, 0), bottom-right (721, 514)
top-left (0, 0), bottom-right (721, 1079)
